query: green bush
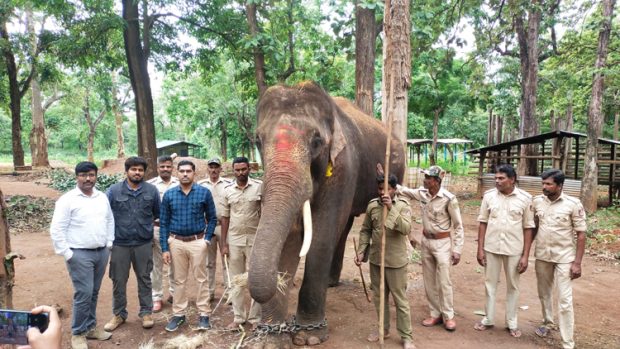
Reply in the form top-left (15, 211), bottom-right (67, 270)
top-left (48, 169), bottom-right (123, 193)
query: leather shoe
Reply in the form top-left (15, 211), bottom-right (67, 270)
top-left (153, 300), bottom-right (162, 312)
top-left (444, 318), bottom-right (456, 331)
top-left (421, 317), bottom-right (443, 327)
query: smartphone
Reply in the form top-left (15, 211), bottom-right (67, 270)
top-left (0, 309), bottom-right (48, 345)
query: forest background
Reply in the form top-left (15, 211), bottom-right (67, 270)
top-left (1, 0), bottom-right (618, 203)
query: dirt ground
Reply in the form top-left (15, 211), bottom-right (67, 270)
top-left (1, 173), bottom-right (619, 349)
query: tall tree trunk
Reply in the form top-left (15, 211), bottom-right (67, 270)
top-left (111, 71), bottom-right (126, 158)
top-left (83, 92), bottom-right (107, 164)
top-left (381, 0), bottom-right (411, 147)
top-left (1, 21), bottom-right (26, 168)
top-left (496, 115), bottom-right (503, 144)
top-left (614, 110), bottom-right (619, 140)
top-left (355, 1), bottom-right (376, 115)
top-left (246, 2), bottom-right (267, 97)
top-left (122, 0), bottom-right (157, 178)
top-left (0, 189), bottom-right (14, 308)
top-left (26, 9), bottom-right (49, 168)
top-left (430, 108), bottom-right (441, 166)
top-left (487, 107), bottom-right (494, 145)
top-left (87, 131), bottom-right (96, 163)
top-left (514, 0), bottom-right (542, 176)
top-left (219, 116), bottom-right (227, 161)
top-left (581, 0), bottom-right (616, 212)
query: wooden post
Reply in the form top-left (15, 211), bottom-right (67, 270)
top-left (575, 137), bottom-right (580, 179)
top-left (477, 151), bottom-right (486, 198)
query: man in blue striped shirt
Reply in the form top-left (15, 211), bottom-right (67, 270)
top-left (160, 160), bottom-right (217, 332)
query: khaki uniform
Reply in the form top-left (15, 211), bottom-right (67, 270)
top-left (221, 178), bottom-right (262, 324)
top-left (477, 187), bottom-right (535, 329)
top-left (198, 177), bottom-right (231, 298)
top-left (358, 195), bottom-right (413, 341)
top-left (398, 185), bottom-right (464, 320)
top-left (533, 193), bottom-right (587, 349)
top-left (146, 176), bottom-right (179, 301)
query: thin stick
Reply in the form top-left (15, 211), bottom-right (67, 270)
top-left (379, 73), bottom-right (396, 348)
top-left (353, 237), bottom-right (372, 303)
top-left (224, 254), bottom-right (232, 288)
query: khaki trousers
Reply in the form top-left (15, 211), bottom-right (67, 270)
top-left (169, 237), bottom-right (212, 316)
top-left (206, 226), bottom-right (229, 297)
top-left (152, 227), bottom-right (173, 301)
top-left (481, 252), bottom-right (520, 329)
top-left (536, 260), bottom-right (574, 349)
top-left (229, 244), bottom-right (261, 324)
top-left (369, 263), bottom-right (413, 341)
top-left (421, 236), bottom-right (455, 319)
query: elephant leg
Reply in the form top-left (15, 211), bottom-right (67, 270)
top-left (328, 216), bottom-right (354, 287)
top-left (251, 225), bottom-right (302, 349)
top-left (292, 218), bottom-right (343, 346)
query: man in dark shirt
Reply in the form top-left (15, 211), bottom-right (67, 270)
top-left (105, 157), bottom-right (160, 332)
top-left (160, 160), bottom-right (217, 332)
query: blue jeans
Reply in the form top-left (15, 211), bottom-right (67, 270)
top-left (66, 247), bottom-right (110, 335)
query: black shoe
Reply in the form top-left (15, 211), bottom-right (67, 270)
top-left (198, 316), bottom-right (211, 330)
top-left (165, 316), bottom-right (186, 332)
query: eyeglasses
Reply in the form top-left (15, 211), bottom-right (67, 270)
top-left (77, 173), bottom-right (97, 179)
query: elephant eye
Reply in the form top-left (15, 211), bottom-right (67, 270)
top-left (311, 135), bottom-right (323, 150)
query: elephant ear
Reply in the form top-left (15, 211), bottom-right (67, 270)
top-left (330, 115), bottom-right (347, 164)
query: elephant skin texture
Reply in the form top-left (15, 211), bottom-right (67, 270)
top-left (248, 81), bottom-right (405, 347)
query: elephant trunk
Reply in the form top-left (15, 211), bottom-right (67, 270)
top-left (249, 148), bottom-right (312, 304)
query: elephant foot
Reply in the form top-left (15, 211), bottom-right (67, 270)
top-left (249, 333), bottom-right (293, 349)
top-left (292, 327), bottom-right (328, 346)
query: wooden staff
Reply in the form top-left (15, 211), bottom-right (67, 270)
top-left (379, 73), bottom-right (396, 348)
top-left (353, 237), bottom-right (372, 303)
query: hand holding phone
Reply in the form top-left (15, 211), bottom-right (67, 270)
top-left (12, 305), bottom-right (62, 349)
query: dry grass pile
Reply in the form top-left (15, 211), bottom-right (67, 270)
top-left (226, 272), bottom-right (290, 304)
top-left (138, 333), bottom-right (215, 349)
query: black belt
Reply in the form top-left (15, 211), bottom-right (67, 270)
top-left (71, 246), bottom-right (106, 251)
top-left (170, 232), bottom-right (205, 241)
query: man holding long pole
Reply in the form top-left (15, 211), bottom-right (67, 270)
top-left (355, 174), bottom-right (416, 349)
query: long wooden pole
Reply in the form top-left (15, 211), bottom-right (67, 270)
top-left (379, 77), bottom-right (395, 348)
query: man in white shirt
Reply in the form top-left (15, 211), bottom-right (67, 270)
top-left (50, 162), bottom-right (115, 349)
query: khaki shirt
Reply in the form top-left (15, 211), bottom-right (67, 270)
top-left (532, 193), bottom-right (587, 263)
top-left (198, 177), bottom-right (231, 220)
top-left (221, 178), bottom-right (263, 246)
top-left (358, 196), bottom-right (412, 268)
top-left (147, 176), bottom-right (180, 200)
top-left (478, 187), bottom-right (535, 256)
top-left (397, 185), bottom-right (465, 254)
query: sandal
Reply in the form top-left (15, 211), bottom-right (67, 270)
top-left (473, 321), bottom-right (493, 331)
top-left (535, 326), bottom-right (550, 338)
top-left (509, 328), bottom-right (522, 338)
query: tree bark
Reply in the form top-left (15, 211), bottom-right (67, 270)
top-left (219, 116), bottom-right (227, 161)
top-left (26, 8), bottom-right (50, 168)
top-left (1, 20), bottom-right (27, 168)
top-left (614, 111), bottom-right (619, 140)
top-left (487, 107), bottom-right (493, 145)
top-left (430, 108), bottom-right (441, 166)
top-left (122, 0), bottom-right (157, 178)
top-left (0, 189), bottom-right (14, 308)
top-left (381, 0), bottom-right (411, 146)
top-left (581, 0), bottom-right (616, 212)
top-left (514, 0), bottom-right (542, 176)
top-left (355, 1), bottom-right (376, 116)
top-left (246, 2), bottom-right (267, 97)
top-left (111, 71), bottom-right (126, 159)
top-left (83, 92), bottom-right (107, 163)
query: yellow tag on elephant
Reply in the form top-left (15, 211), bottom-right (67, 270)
top-left (326, 161), bottom-right (333, 177)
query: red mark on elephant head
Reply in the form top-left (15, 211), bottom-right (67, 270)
top-left (274, 124), bottom-right (302, 152)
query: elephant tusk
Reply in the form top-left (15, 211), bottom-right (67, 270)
top-left (299, 200), bottom-right (312, 257)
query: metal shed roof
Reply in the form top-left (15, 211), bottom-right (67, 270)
top-left (466, 130), bottom-right (620, 154)
top-left (407, 138), bottom-right (473, 145)
top-left (156, 140), bottom-right (200, 149)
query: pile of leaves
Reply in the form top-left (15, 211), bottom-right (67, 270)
top-left (5, 195), bottom-right (56, 233)
top-left (47, 169), bottom-right (122, 193)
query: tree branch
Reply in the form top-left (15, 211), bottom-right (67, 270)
top-left (42, 90), bottom-right (65, 111)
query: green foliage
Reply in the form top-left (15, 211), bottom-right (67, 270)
top-left (47, 169), bottom-right (122, 193)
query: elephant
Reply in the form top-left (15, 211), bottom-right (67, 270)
top-left (248, 81), bottom-right (405, 348)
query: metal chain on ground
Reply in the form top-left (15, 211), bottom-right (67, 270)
top-left (252, 317), bottom-right (328, 336)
